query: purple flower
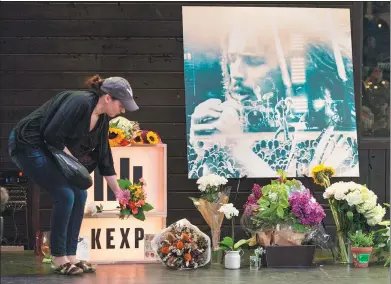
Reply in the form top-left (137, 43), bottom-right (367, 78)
top-left (243, 184), bottom-right (263, 214)
top-left (288, 191), bottom-right (326, 226)
top-left (116, 190), bottom-right (130, 203)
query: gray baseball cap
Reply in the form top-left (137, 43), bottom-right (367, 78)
top-left (100, 77), bottom-right (139, 112)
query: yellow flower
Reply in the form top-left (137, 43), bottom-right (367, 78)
top-left (146, 131), bottom-right (160, 144)
top-left (131, 131), bottom-right (144, 145)
top-left (134, 189), bottom-right (145, 200)
top-left (109, 127), bottom-right (125, 147)
top-left (130, 185), bottom-right (137, 191)
top-left (311, 164), bottom-right (335, 187)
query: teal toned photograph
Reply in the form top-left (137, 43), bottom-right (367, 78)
top-left (182, 7), bottom-right (359, 179)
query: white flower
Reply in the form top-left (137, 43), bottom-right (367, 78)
top-left (356, 194), bottom-right (377, 214)
top-left (268, 192), bottom-right (278, 202)
top-left (345, 190), bottom-right (363, 206)
top-left (218, 203), bottom-right (239, 219)
top-left (365, 204), bottom-right (386, 226)
top-left (196, 174), bottom-right (228, 192)
top-left (86, 202), bottom-right (98, 216)
top-left (333, 184), bottom-right (350, 200)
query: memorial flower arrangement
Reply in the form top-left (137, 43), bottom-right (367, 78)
top-left (151, 219), bottom-right (211, 269)
top-left (115, 178), bottom-right (154, 221)
top-left (131, 130), bottom-right (162, 145)
top-left (108, 117), bottom-right (140, 147)
top-left (311, 164), bottom-right (387, 263)
top-left (189, 174), bottom-right (231, 255)
top-left (87, 178), bottom-right (154, 220)
top-left (241, 170), bottom-right (326, 246)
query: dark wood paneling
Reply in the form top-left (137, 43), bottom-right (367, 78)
top-left (0, 72), bottom-right (184, 89)
top-left (0, 20), bottom-right (183, 37)
top-left (0, 89), bottom-right (185, 107)
top-left (0, 55), bottom-right (184, 72)
top-left (0, 122), bottom-right (185, 141)
top-left (0, 155), bottom-right (188, 174)
top-left (0, 37), bottom-right (184, 55)
top-left (369, 150), bottom-right (387, 205)
top-left (0, 3), bottom-right (183, 20)
top-left (358, 149), bottom-right (370, 186)
top-left (0, 105), bottom-right (185, 123)
top-left (0, 137), bottom-right (187, 159)
top-left (0, 2), bottom-right (354, 21)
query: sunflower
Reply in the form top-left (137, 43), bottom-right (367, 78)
top-left (131, 131), bottom-right (144, 145)
top-left (146, 131), bottom-right (160, 144)
top-left (311, 164), bottom-right (335, 187)
top-left (109, 127), bottom-right (126, 147)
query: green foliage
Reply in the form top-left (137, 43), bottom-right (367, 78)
top-left (373, 207), bottom-right (390, 266)
top-left (253, 182), bottom-right (290, 227)
top-left (218, 237), bottom-right (249, 251)
top-left (349, 231), bottom-right (374, 248)
top-left (118, 179), bottom-right (132, 190)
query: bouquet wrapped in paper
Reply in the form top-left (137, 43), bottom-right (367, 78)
top-left (241, 170), bottom-right (329, 247)
top-left (151, 219), bottom-right (211, 270)
top-left (189, 174), bottom-right (231, 253)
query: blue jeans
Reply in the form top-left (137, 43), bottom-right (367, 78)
top-left (8, 130), bottom-right (87, 256)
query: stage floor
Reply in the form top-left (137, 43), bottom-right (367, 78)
top-left (0, 251), bottom-right (389, 284)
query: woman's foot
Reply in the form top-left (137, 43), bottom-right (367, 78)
top-left (74, 260), bottom-right (96, 273)
top-left (51, 261), bottom-right (83, 275)
top-left (52, 256), bottom-right (70, 267)
top-left (67, 255), bottom-right (96, 273)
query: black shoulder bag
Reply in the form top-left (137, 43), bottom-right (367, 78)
top-left (46, 144), bottom-right (93, 190)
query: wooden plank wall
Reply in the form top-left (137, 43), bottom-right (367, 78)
top-left (0, 2), bottom-right (389, 247)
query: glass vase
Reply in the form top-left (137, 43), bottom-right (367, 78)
top-left (333, 232), bottom-right (352, 264)
top-left (41, 231), bottom-right (52, 262)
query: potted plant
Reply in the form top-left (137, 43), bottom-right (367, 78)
top-left (218, 203), bottom-right (249, 269)
top-left (349, 230), bottom-right (375, 268)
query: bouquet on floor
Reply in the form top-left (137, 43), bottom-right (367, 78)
top-left (151, 219), bottom-right (211, 269)
top-left (241, 170), bottom-right (327, 247)
top-left (109, 117), bottom-right (140, 147)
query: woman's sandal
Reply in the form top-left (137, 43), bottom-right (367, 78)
top-left (74, 260), bottom-right (96, 273)
top-left (51, 261), bottom-right (83, 275)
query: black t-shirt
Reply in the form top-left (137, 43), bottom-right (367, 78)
top-left (12, 90), bottom-right (116, 176)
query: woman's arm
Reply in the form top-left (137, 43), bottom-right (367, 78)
top-left (104, 175), bottom-right (121, 197)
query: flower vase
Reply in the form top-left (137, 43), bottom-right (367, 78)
top-left (224, 250), bottom-right (242, 269)
top-left (333, 232), bottom-right (352, 264)
top-left (190, 186), bottom-right (231, 265)
top-left (41, 231), bottom-right (52, 263)
top-left (211, 228), bottom-right (223, 264)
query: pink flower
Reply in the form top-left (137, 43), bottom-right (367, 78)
top-left (116, 190), bottom-right (130, 205)
top-left (139, 178), bottom-right (147, 186)
top-left (132, 208), bottom-right (139, 214)
top-left (135, 200), bottom-right (146, 207)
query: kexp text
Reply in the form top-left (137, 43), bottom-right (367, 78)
top-left (91, 228), bottom-right (145, 249)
